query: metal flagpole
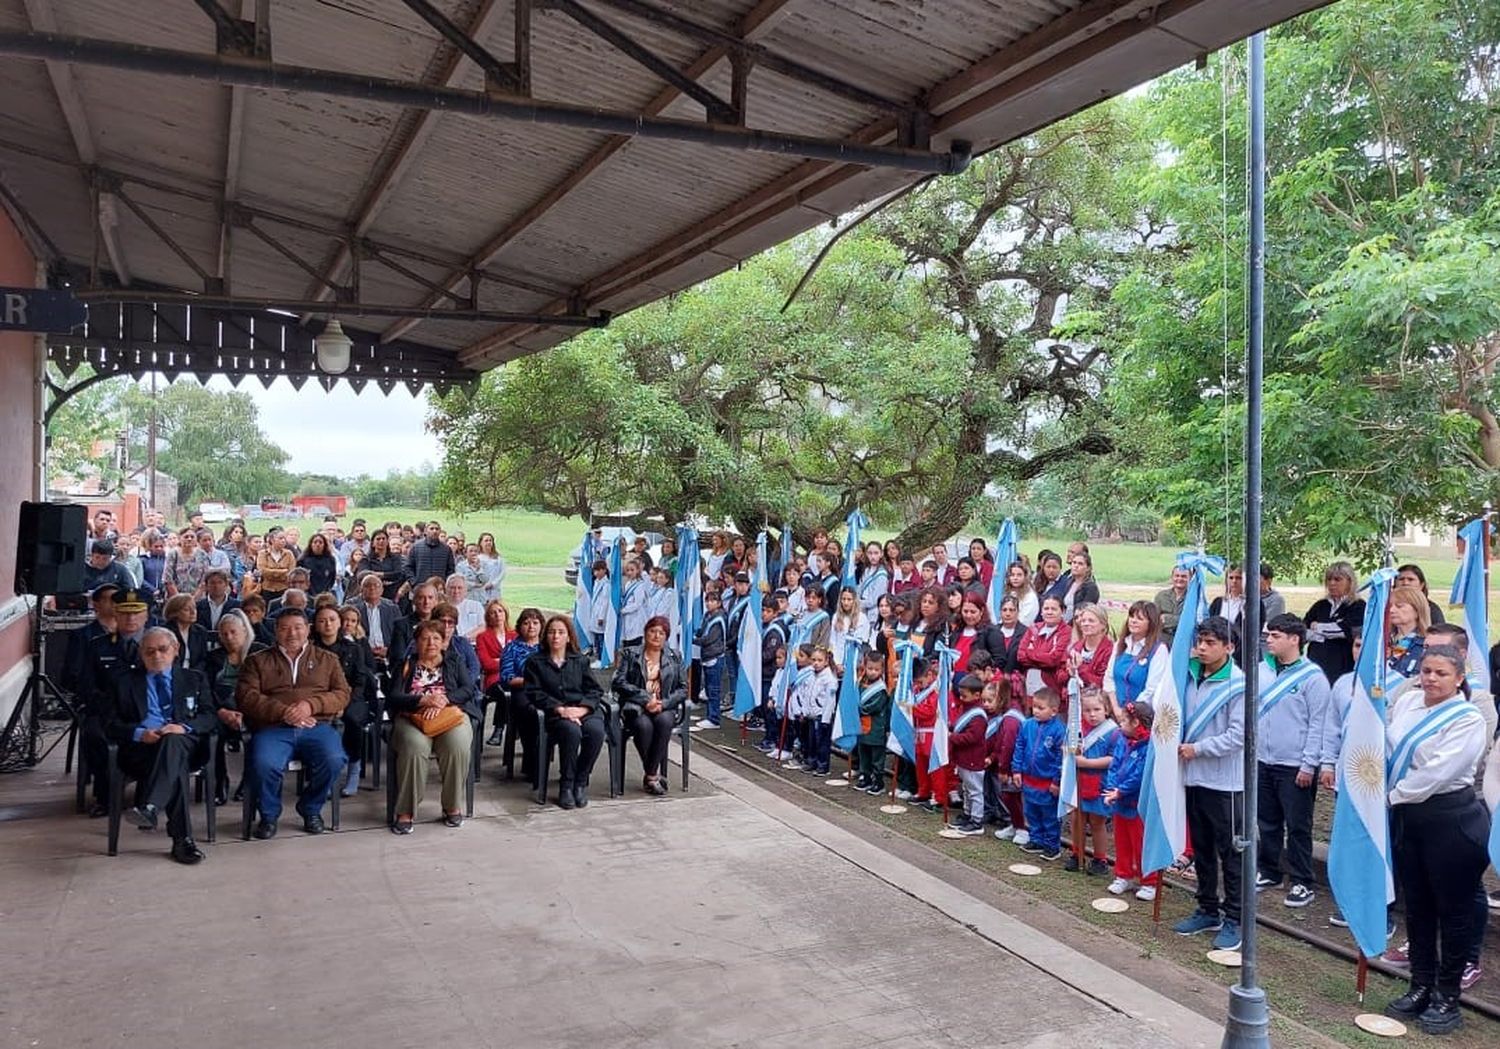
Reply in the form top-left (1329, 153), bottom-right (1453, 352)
top-left (1223, 30), bottom-right (1271, 1049)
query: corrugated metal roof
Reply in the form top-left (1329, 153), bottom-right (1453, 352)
top-left (0, 0), bottom-right (1331, 374)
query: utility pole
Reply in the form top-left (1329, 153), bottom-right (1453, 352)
top-left (147, 370), bottom-right (158, 511)
top-left (1223, 29), bottom-right (1270, 1049)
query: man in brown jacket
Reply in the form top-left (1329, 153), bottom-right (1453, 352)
top-left (237, 607), bottom-right (350, 839)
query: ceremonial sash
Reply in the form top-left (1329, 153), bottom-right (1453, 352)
top-left (860, 682), bottom-right (886, 703)
top-left (1386, 698), bottom-right (1484, 787)
top-left (622, 580), bottom-right (642, 605)
top-left (1183, 677), bottom-right (1245, 743)
top-left (859, 569), bottom-right (888, 602)
top-left (794, 610), bottom-right (829, 646)
top-left (794, 666), bottom-right (816, 689)
top-left (1080, 720), bottom-right (1115, 753)
top-left (986, 715), bottom-right (1002, 739)
top-left (954, 707), bottom-right (987, 734)
top-left (1257, 659), bottom-right (1320, 721)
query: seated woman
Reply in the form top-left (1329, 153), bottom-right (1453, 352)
top-left (310, 604), bottom-right (372, 797)
top-left (523, 615), bottom-right (605, 810)
top-left (204, 609), bottom-right (265, 805)
top-left (475, 599), bottom-right (513, 745)
top-left (162, 594), bottom-right (211, 671)
top-left (498, 607), bottom-right (544, 773)
top-left (387, 621), bottom-right (479, 834)
top-left (611, 615), bottom-right (688, 796)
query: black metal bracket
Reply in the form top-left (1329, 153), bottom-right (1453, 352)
top-left (400, 0), bottom-right (525, 95)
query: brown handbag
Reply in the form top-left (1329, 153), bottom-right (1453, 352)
top-left (407, 704), bottom-right (466, 738)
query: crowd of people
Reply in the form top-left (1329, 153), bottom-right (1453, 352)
top-left (59, 511), bottom-right (1500, 1035)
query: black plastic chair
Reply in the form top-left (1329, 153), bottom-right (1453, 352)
top-left (533, 704), bottom-right (619, 805)
top-left (383, 712), bottom-right (480, 825)
top-left (239, 736), bottom-right (342, 839)
top-left (608, 697), bottom-right (694, 797)
top-left (106, 733), bottom-right (218, 856)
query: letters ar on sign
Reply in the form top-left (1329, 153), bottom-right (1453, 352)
top-left (0, 287), bottom-right (87, 334)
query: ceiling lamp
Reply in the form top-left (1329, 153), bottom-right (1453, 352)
top-left (315, 319), bottom-right (352, 375)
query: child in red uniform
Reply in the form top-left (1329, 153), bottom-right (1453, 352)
top-left (909, 658), bottom-right (941, 810)
top-left (948, 674), bottom-right (991, 835)
top-left (991, 674), bottom-right (1028, 843)
top-left (1103, 698), bottom-right (1157, 900)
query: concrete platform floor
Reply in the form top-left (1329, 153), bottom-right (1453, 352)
top-left (0, 738), bottom-right (1224, 1049)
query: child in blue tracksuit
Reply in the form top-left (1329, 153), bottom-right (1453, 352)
top-left (694, 591), bottom-right (727, 726)
top-left (798, 647), bottom-right (839, 775)
top-left (1102, 697), bottom-right (1156, 899)
top-left (1010, 686), bottom-right (1065, 860)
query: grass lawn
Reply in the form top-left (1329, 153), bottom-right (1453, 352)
top-left (347, 506), bottom-right (1483, 618)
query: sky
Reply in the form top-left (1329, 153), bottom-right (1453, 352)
top-left (204, 375), bottom-right (442, 475)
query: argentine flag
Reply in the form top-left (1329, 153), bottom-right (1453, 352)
top-left (675, 526), bottom-right (701, 666)
top-left (886, 640), bottom-right (920, 761)
top-left (841, 508), bottom-right (869, 589)
top-left (1450, 517), bottom-right (1491, 692)
top-left (571, 530), bottom-right (594, 653)
top-left (733, 532), bottom-right (767, 717)
top-left (1139, 550), bottom-right (1223, 876)
top-left (986, 518), bottom-right (1019, 623)
top-left (832, 637), bottom-right (864, 750)
top-left (1057, 676), bottom-right (1083, 817)
top-left (1328, 567), bottom-right (1396, 958)
top-left (599, 538), bottom-right (622, 669)
top-left (929, 642), bottom-right (958, 774)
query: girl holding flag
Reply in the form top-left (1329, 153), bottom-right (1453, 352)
top-left (1383, 645), bottom-right (1492, 1034)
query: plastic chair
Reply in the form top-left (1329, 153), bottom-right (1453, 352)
top-left (608, 697), bottom-right (694, 797)
top-left (239, 738), bottom-right (342, 839)
top-left (533, 704), bottom-right (619, 805)
top-left (383, 712), bottom-right (480, 825)
top-left (105, 733), bottom-right (218, 856)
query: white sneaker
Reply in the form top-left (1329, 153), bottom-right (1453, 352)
top-left (698, 721), bottom-right (721, 731)
top-left (994, 826), bottom-right (1017, 841)
top-left (894, 789), bottom-right (914, 801)
top-left (1107, 877), bottom-right (1134, 896)
top-left (782, 760), bottom-right (803, 770)
top-left (1135, 885), bottom-right (1157, 902)
top-left (1012, 830), bottom-right (1031, 847)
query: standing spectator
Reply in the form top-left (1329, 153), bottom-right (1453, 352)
top-left (81, 539), bottom-right (134, 595)
top-left (1387, 586), bottom-right (1431, 679)
top-left (1002, 560), bottom-right (1039, 626)
top-left (929, 543), bottom-right (957, 586)
top-left (219, 522), bottom-right (252, 591)
top-left (476, 532), bottom-right (507, 598)
top-left (1210, 564), bottom-right (1258, 666)
top-left (1395, 563), bottom-right (1446, 626)
top-left (365, 530), bottom-right (408, 602)
top-left (1107, 601), bottom-right (1169, 711)
top-left (1066, 604), bottom-right (1114, 690)
top-left (1061, 551), bottom-right (1101, 624)
top-left (1034, 551), bottom-right (1069, 617)
top-left (1258, 565), bottom-right (1286, 625)
top-left (256, 527), bottom-right (295, 601)
top-left (138, 531), bottom-right (167, 593)
top-left (162, 594), bottom-right (212, 671)
top-left (406, 520), bottom-right (456, 584)
top-left (968, 537), bottom-right (994, 586)
top-left (1304, 562), bottom-right (1365, 683)
top-left (1019, 596), bottom-right (1072, 697)
top-left (298, 532), bottom-right (339, 597)
top-left (1155, 565), bottom-right (1190, 645)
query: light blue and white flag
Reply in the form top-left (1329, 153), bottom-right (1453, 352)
top-left (1058, 676), bottom-right (1083, 817)
top-left (675, 526), bottom-right (701, 666)
top-left (987, 518), bottom-right (1019, 623)
top-left (842, 508), bottom-right (869, 589)
top-left (1449, 517), bottom-right (1491, 692)
top-left (600, 538), bottom-right (622, 669)
top-left (886, 639), bottom-right (920, 761)
top-left (1140, 550), bottom-right (1224, 876)
top-left (734, 533), bottom-right (767, 718)
top-left (832, 637), bottom-right (864, 750)
top-left (929, 641), bottom-right (958, 774)
top-left (1328, 567), bottom-right (1396, 959)
top-left (571, 529), bottom-right (595, 652)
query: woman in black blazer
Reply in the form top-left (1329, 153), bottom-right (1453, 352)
top-left (524, 615), bottom-right (605, 810)
top-left (162, 594), bottom-right (212, 672)
top-left (612, 615), bottom-right (688, 795)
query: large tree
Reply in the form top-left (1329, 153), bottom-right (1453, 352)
top-left (430, 102), bottom-right (1148, 544)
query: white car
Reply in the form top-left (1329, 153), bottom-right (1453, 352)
top-left (198, 501), bottom-right (231, 523)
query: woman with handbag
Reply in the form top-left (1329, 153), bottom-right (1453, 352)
top-left (524, 616), bottom-right (605, 810)
top-left (387, 621), bottom-right (478, 834)
top-left (612, 615), bottom-right (688, 796)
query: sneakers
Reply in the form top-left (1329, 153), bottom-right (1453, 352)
top-left (894, 789), bottom-right (914, 801)
top-left (1328, 909), bottom-right (1349, 928)
top-left (1418, 991), bottom-right (1463, 1035)
top-left (1135, 885), bottom-right (1157, 902)
top-left (1012, 829), bottom-right (1031, 847)
top-left (1284, 884), bottom-right (1315, 909)
top-left (782, 760), bottom-right (804, 771)
top-left (1018, 841), bottom-right (1045, 855)
top-left (1382, 941), bottom-right (1410, 966)
top-left (1254, 872), bottom-right (1280, 891)
top-left (1087, 858), bottom-right (1111, 877)
top-left (1039, 847), bottom-right (1063, 861)
top-left (1107, 877), bottom-right (1136, 896)
top-left (863, 783), bottom-right (886, 796)
top-left (1461, 962), bottom-right (1482, 990)
top-left (1173, 910), bottom-right (1223, 937)
top-left (1212, 919), bottom-right (1242, 952)
top-left (949, 818), bottom-right (985, 837)
top-left (1063, 853), bottom-right (1081, 872)
top-left (698, 720), bottom-right (722, 730)
top-left (1384, 986), bottom-right (1431, 1022)
top-left (755, 740), bottom-right (774, 753)
top-left (1489, 891), bottom-right (1500, 912)
top-left (994, 826), bottom-right (1017, 841)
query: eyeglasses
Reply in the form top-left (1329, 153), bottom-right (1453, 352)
top-left (440, 618), bottom-right (458, 626)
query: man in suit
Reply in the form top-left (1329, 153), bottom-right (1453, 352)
top-left (195, 567), bottom-right (239, 632)
top-left (105, 627), bottom-right (217, 864)
top-left (354, 571), bottom-right (407, 673)
top-left (79, 587), bottom-right (154, 817)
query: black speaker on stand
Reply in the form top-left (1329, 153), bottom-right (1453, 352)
top-left (0, 501), bottom-right (86, 771)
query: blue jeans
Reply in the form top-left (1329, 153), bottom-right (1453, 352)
top-left (248, 723), bottom-right (345, 822)
top-left (701, 660), bottom-right (722, 724)
top-left (802, 719), bottom-right (832, 772)
top-left (1022, 786), bottom-right (1060, 851)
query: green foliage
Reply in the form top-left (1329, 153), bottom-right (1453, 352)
top-left (350, 468), bottom-right (436, 509)
top-left (45, 365), bottom-right (126, 485)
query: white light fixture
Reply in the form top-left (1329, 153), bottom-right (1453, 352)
top-left (315, 319), bottom-right (352, 374)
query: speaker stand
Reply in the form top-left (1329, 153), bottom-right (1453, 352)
top-left (0, 598), bottom-right (79, 772)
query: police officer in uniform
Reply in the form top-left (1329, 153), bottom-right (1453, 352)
top-left (78, 587), bottom-right (154, 816)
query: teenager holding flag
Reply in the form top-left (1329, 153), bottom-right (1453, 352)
top-left (985, 518), bottom-right (1019, 625)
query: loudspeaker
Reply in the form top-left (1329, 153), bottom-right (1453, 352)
top-left (15, 501), bottom-right (86, 596)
